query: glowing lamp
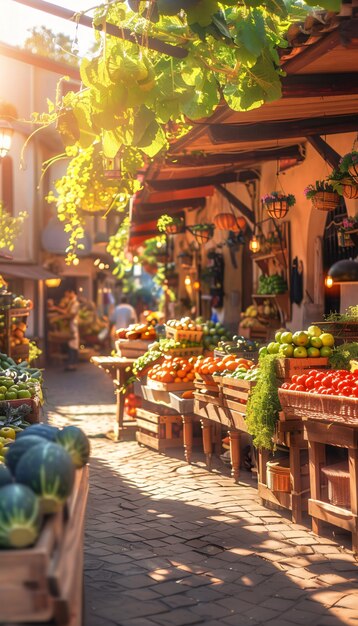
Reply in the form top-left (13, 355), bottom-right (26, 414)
top-left (249, 235), bottom-right (260, 253)
top-left (73, 258), bottom-right (80, 266)
top-left (193, 280), bottom-right (200, 290)
top-left (184, 275), bottom-right (191, 286)
top-left (45, 278), bottom-right (62, 288)
top-left (0, 120), bottom-right (13, 159)
top-left (325, 276), bottom-right (334, 289)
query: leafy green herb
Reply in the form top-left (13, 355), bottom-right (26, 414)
top-left (329, 343), bottom-right (358, 371)
top-left (325, 306), bottom-right (358, 323)
top-left (246, 353), bottom-right (280, 450)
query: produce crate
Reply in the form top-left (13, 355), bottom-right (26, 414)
top-left (321, 463), bottom-right (350, 508)
top-left (278, 388), bottom-right (358, 424)
top-left (221, 377), bottom-right (256, 415)
top-left (147, 379), bottom-right (195, 391)
top-left (116, 339), bottom-right (152, 358)
top-left (313, 321), bottom-right (358, 345)
top-left (0, 465), bottom-right (89, 626)
top-left (194, 379), bottom-right (221, 406)
top-left (168, 391), bottom-right (194, 414)
top-left (214, 349), bottom-right (259, 362)
top-left (165, 325), bottom-right (203, 343)
top-left (5, 397), bottom-right (41, 423)
top-left (10, 344), bottom-right (30, 363)
top-left (163, 346), bottom-right (203, 357)
top-left (238, 325), bottom-right (269, 341)
top-left (275, 357), bottom-right (329, 379)
top-left (136, 407), bottom-right (183, 450)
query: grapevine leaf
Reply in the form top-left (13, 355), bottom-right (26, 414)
top-left (103, 129), bottom-right (123, 158)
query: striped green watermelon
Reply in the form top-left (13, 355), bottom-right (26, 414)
top-left (15, 442), bottom-right (75, 514)
top-left (16, 423), bottom-right (59, 442)
top-left (0, 465), bottom-right (12, 487)
top-left (0, 484), bottom-right (42, 548)
top-left (56, 426), bottom-right (90, 468)
top-left (5, 435), bottom-right (45, 475)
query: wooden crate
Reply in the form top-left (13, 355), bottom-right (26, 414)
top-left (136, 407), bottom-right (183, 451)
top-left (275, 357), bottom-right (329, 379)
top-left (165, 325), bottom-right (203, 343)
top-left (6, 397), bottom-right (41, 423)
top-left (221, 377), bottom-right (256, 415)
top-left (146, 379), bottom-right (195, 392)
top-left (116, 339), bottom-right (152, 358)
top-left (0, 465), bottom-right (89, 626)
top-left (194, 379), bottom-right (221, 406)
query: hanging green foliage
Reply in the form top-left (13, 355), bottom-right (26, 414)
top-left (0, 203), bottom-right (27, 252)
top-left (34, 0), bottom-right (340, 265)
top-left (246, 353), bottom-right (281, 449)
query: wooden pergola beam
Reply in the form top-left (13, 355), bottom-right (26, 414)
top-left (282, 30), bottom-right (340, 74)
top-left (166, 145), bottom-right (305, 168)
top-left (13, 0), bottom-right (188, 59)
top-left (215, 185), bottom-right (254, 226)
top-left (281, 73), bottom-right (358, 98)
top-left (209, 115), bottom-right (358, 144)
top-left (137, 197), bottom-right (205, 215)
top-left (146, 170), bottom-right (259, 191)
top-left (306, 136), bottom-right (342, 170)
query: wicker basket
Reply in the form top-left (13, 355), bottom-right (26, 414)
top-left (165, 325), bottom-right (203, 343)
top-left (278, 388), bottom-right (358, 424)
top-left (342, 182), bottom-right (358, 200)
top-left (321, 463), bottom-right (350, 508)
top-left (348, 163), bottom-right (358, 185)
top-left (163, 346), bottom-right (203, 357)
top-left (266, 459), bottom-right (291, 493)
top-left (312, 191), bottom-right (340, 211)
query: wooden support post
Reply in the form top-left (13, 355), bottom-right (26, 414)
top-left (348, 447), bottom-right (358, 553)
top-left (290, 443), bottom-right (302, 524)
top-left (308, 440), bottom-right (326, 536)
top-left (229, 430), bottom-right (241, 483)
top-left (182, 415), bottom-right (194, 465)
top-left (201, 419), bottom-right (213, 470)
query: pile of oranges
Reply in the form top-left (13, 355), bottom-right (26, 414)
top-left (148, 356), bottom-right (196, 384)
top-left (194, 355), bottom-right (255, 378)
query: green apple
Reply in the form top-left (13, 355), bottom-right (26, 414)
top-left (267, 342), bottom-right (280, 355)
top-left (310, 336), bottom-right (323, 349)
top-left (275, 331), bottom-right (283, 344)
top-left (320, 346), bottom-right (333, 357)
top-left (293, 346), bottom-right (308, 358)
top-left (259, 347), bottom-right (268, 357)
top-left (280, 343), bottom-right (294, 357)
top-left (307, 325), bottom-right (322, 337)
top-left (281, 331), bottom-right (293, 344)
top-left (307, 347), bottom-right (320, 357)
top-left (292, 331), bottom-right (310, 347)
top-left (320, 333), bottom-right (334, 347)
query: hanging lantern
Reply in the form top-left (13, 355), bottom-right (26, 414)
top-left (189, 224), bottom-right (215, 245)
top-left (214, 213), bottom-right (236, 230)
top-left (0, 120), bottom-right (13, 159)
top-left (249, 235), bottom-right (260, 253)
top-left (103, 152), bottom-right (122, 179)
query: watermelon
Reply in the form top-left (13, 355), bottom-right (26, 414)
top-left (0, 484), bottom-right (42, 548)
top-left (15, 442), bottom-right (75, 514)
top-left (16, 423), bottom-right (59, 442)
top-left (0, 464), bottom-right (13, 487)
top-left (5, 435), bottom-right (45, 475)
top-left (56, 426), bottom-right (90, 468)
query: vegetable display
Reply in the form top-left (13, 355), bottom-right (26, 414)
top-left (260, 326), bottom-right (335, 359)
top-left (56, 426), bottom-right (91, 469)
top-left (281, 369), bottom-right (358, 398)
top-left (148, 356), bottom-right (196, 383)
top-left (257, 273), bottom-right (287, 295)
top-left (246, 354), bottom-right (281, 450)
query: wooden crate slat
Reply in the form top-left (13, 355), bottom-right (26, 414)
top-left (136, 418), bottom-right (160, 433)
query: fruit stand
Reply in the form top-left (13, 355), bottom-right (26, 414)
top-left (0, 303), bottom-right (32, 363)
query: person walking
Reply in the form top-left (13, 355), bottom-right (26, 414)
top-left (111, 295), bottom-right (137, 335)
top-left (63, 290), bottom-right (80, 371)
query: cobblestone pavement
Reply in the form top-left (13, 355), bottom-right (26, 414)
top-left (45, 364), bottom-right (358, 626)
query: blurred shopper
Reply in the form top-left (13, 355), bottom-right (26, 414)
top-left (63, 290), bottom-right (80, 372)
top-left (112, 295), bottom-right (137, 331)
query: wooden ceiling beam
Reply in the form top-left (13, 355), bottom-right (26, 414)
top-left (215, 185), bottom-right (254, 226)
top-left (282, 30), bottom-right (340, 74)
top-left (146, 170), bottom-right (259, 191)
top-left (282, 73), bottom-right (358, 98)
top-left (209, 115), bottom-right (358, 144)
top-left (137, 197), bottom-right (205, 215)
top-left (306, 135), bottom-right (341, 170)
top-left (166, 145), bottom-right (305, 168)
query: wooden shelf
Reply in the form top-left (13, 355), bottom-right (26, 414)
top-left (252, 248), bottom-right (288, 274)
top-left (252, 292), bottom-right (290, 323)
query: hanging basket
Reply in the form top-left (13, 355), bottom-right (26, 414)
top-left (178, 252), bottom-right (193, 267)
top-left (312, 191), bottom-right (340, 212)
top-left (341, 180), bottom-right (358, 200)
top-left (265, 200), bottom-right (289, 220)
top-left (348, 163), bottom-right (358, 185)
top-left (165, 220), bottom-right (185, 235)
top-left (337, 230), bottom-right (356, 248)
top-left (193, 230), bottom-right (213, 244)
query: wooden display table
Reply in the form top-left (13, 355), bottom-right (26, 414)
top-left (194, 398), bottom-right (244, 483)
top-left (0, 465), bottom-right (89, 626)
top-left (91, 355), bottom-right (135, 441)
top-left (304, 419), bottom-right (358, 553)
top-left (258, 415), bottom-right (309, 524)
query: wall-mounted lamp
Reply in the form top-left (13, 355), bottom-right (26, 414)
top-left (73, 258), bottom-right (79, 266)
top-left (0, 120), bottom-right (13, 159)
top-left (193, 280), bottom-right (200, 290)
top-left (184, 275), bottom-right (191, 286)
top-left (325, 259), bottom-right (358, 287)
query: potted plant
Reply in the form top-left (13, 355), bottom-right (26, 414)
top-left (189, 223), bottom-right (215, 244)
top-left (329, 168), bottom-right (358, 200)
top-left (157, 214), bottom-right (185, 235)
top-left (337, 215), bottom-right (358, 248)
top-left (339, 150), bottom-right (358, 185)
top-left (304, 180), bottom-right (340, 212)
top-left (262, 192), bottom-right (296, 219)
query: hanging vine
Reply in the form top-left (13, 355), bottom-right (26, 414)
top-left (34, 0), bottom-right (340, 262)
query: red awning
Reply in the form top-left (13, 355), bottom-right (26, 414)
top-left (128, 221), bottom-right (159, 251)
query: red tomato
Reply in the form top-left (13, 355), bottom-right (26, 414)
top-left (289, 383), bottom-right (297, 390)
top-left (281, 382), bottom-right (290, 389)
top-left (305, 376), bottom-right (316, 389)
top-left (295, 384), bottom-right (305, 392)
top-left (314, 371), bottom-right (326, 382)
top-left (291, 375), bottom-right (299, 383)
top-left (341, 385), bottom-right (353, 396)
top-left (321, 375), bottom-right (333, 388)
top-left (296, 375), bottom-right (308, 386)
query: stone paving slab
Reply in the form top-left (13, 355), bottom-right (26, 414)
top-left (44, 365), bottom-right (358, 626)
